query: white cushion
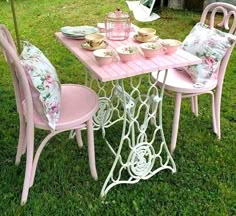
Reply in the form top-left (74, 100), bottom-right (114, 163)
top-left (20, 42), bottom-right (61, 130)
top-left (182, 23), bottom-right (236, 87)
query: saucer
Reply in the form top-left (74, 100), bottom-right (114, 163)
top-left (133, 34), bottom-right (159, 43)
top-left (81, 41), bottom-right (108, 50)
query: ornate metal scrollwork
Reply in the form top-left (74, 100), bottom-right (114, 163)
top-left (128, 143), bottom-right (155, 178)
top-left (93, 98), bottom-right (113, 127)
top-left (86, 72), bottom-right (176, 198)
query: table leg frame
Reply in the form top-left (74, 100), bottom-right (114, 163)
top-left (85, 68), bottom-right (176, 197)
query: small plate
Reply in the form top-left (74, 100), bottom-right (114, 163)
top-left (81, 41), bottom-right (108, 50)
top-left (61, 26), bottom-right (98, 37)
top-left (133, 34), bottom-right (159, 43)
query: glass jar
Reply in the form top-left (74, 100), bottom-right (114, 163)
top-left (105, 7), bottom-right (131, 41)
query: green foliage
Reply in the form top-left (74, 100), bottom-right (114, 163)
top-left (0, 0), bottom-right (235, 215)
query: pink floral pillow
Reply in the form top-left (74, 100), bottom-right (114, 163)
top-left (20, 42), bottom-right (61, 130)
top-left (182, 23), bottom-right (236, 87)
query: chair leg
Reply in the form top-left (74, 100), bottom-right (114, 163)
top-left (170, 93), bottom-right (182, 154)
top-left (86, 118), bottom-right (98, 180)
top-left (194, 96), bottom-right (199, 117)
top-left (76, 129), bottom-right (83, 148)
top-left (211, 93), bottom-right (217, 134)
top-left (20, 126), bottom-right (34, 205)
top-left (191, 97), bottom-right (195, 114)
top-left (15, 117), bottom-right (26, 165)
top-left (215, 91), bottom-right (222, 139)
top-left (29, 132), bottom-right (58, 188)
top-left (191, 96), bottom-right (198, 117)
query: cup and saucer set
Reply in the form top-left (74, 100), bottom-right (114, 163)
top-left (81, 33), bottom-right (108, 51)
top-left (133, 28), bottom-right (159, 43)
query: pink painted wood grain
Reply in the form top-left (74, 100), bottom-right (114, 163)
top-left (55, 32), bottom-right (202, 82)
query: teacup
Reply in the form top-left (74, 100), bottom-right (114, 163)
top-left (140, 42), bottom-right (166, 58)
top-left (116, 45), bottom-right (139, 62)
top-left (161, 39), bottom-right (182, 54)
top-left (137, 28), bottom-right (156, 41)
top-left (85, 33), bottom-right (105, 48)
top-left (93, 49), bottom-right (119, 66)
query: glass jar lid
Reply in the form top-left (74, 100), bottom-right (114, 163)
top-left (106, 7), bottom-right (130, 20)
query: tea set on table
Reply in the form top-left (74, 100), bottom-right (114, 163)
top-left (60, 7), bottom-right (182, 66)
top-left (84, 28), bottom-right (181, 66)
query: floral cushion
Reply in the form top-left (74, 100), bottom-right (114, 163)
top-left (20, 42), bottom-right (61, 130)
top-left (181, 23), bottom-right (236, 87)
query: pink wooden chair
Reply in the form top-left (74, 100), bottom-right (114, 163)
top-left (0, 24), bottom-right (99, 205)
top-left (153, 2), bottom-right (236, 153)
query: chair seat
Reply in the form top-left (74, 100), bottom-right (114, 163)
top-left (152, 69), bottom-right (218, 94)
top-left (33, 84), bottom-right (98, 130)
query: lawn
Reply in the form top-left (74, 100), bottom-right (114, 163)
top-left (0, 0), bottom-right (236, 215)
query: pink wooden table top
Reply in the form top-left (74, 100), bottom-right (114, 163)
top-left (55, 32), bottom-right (201, 82)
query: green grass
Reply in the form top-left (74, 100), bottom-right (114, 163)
top-left (0, 0), bottom-right (236, 215)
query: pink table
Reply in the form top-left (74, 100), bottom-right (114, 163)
top-left (55, 32), bottom-right (201, 81)
top-left (55, 32), bottom-right (201, 197)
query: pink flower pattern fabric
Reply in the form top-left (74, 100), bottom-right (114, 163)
top-left (181, 23), bottom-right (236, 87)
top-left (20, 42), bottom-right (61, 130)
